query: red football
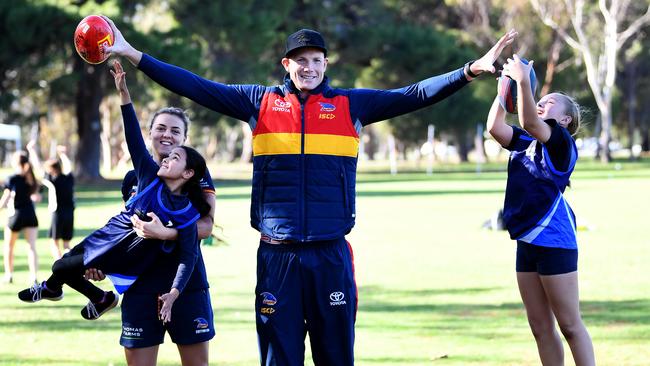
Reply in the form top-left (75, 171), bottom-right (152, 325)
top-left (497, 58), bottom-right (537, 114)
top-left (74, 15), bottom-right (114, 64)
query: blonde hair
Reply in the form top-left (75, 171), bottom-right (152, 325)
top-left (553, 92), bottom-right (581, 136)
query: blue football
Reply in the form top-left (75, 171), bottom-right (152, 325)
top-left (497, 58), bottom-right (537, 114)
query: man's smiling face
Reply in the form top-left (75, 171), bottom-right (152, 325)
top-left (282, 48), bottom-right (328, 94)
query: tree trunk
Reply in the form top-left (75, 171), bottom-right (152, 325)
top-left (74, 59), bottom-right (107, 181)
top-left (599, 106), bottom-right (612, 163)
top-left (363, 124), bottom-right (379, 160)
top-left (225, 126), bottom-right (239, 162)
top-left (640, 103), bottom-right (650, 151)
top-left (474, 123), bottom-right (486, 163)
top-left (625, 59), bottom-right (638, 159)
top-left (540, 32), bottom-right (563, 96)
top-left (100, 101), bottom-right (112, 172)
top-left (642, 124), bottom-right (650, 152)
top-left (593, 114), bottom-right (602, 159)
top-left (240, 123), bottom-right (253, 163)
top-left (455, 129), bottom-right (469, 162)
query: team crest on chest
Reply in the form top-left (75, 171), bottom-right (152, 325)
top-left (319, 102), bottom-right (336, 112)
top-left (318, 102), bottom-right (337, 120)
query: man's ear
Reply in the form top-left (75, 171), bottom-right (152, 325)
top-left (281, 57), bottom-right (291, 72)
top-left (182, 169), bottom-right (195, 180)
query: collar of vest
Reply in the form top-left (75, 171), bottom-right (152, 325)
top-left (283, 74), bottom-right (331, 96)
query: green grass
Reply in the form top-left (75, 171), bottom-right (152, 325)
top-left (1, 160), bottom-right (649, 365)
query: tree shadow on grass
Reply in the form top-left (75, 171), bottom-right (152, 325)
top-left (0, 316), bottom-right (121, 332)
top-left (0, 356), bottom-right (117, 366)
top-left (357, 189), bottom-right (503, 197)
top-left (74, 195), bottom-right (123, 206)
top-left (213, 188), bottom-right (505, 201)
top-left (356, 285), bottom-right (650, 339)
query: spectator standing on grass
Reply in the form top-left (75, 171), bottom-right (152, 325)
top-left (26, 141), bottom-right (76, 260)
top-left (1, 151), bottom-right (40, 284)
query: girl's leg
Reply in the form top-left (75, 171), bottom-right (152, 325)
top-left (3, 228), bottom-right (18, 282)
top-left (23, 227), bottom-right (39, 283)
top-left (62, 240), bottom-right (71, 253)
top-left (517, 272), bottom-right (564, 365)
top-left (50, 239), bottom-right (62, 260)
top-left (541, 272), bottom-right (595, 366)
top-left (48, 250), bottom-right (105, 303)
top-left (177, 342), bottom-right (209, 366)
top-left (124, 346), bottom-right (159, 366)
top-left (50, 238), bottom-right (63, 260)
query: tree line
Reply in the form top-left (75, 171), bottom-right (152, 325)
top-left (2, 0), bottom-right (650, 180)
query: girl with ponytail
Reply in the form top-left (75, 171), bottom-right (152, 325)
top-left (1, 151), bottom-right (41, 284)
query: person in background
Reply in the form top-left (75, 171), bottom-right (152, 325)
top-left (26, 141), bottom-right (75, 260)
top-left (1, 150), bottom-right (40, 284)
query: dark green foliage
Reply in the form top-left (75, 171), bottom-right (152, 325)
top-left (3, 0), bottom-right (650, 175)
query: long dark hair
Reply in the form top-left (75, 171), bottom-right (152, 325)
top-left (179, 146), bottom-right (210, 216)
top-left (14, 151), bottom-right (38, 195)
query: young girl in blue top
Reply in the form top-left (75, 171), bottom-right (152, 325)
top-left (487, 54), bottom-right (595, 366)
top-left (18, 60), bottom-right (210, 322)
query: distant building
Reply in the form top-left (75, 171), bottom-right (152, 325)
top-left (0, 124), bottom-right (22, 166)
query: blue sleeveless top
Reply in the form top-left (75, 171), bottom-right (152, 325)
top-left (502, 122), bottom-right (578, 249)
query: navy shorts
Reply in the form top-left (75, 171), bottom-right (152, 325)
top-left (49, 208), bottom-right (74, 240)
top-left (256, 237), bottom-right (357, 366)
top-left (516, 240), bottom-right (578, 275)
top-left (7, 207), bottom-right (38, 231)
top-left (120, 288), bottom-right (215, 348)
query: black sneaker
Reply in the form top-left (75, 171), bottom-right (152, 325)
top-left (81, 291), bottom-right (118, 320)
top-left (18, 281), bottom-right (64, 302)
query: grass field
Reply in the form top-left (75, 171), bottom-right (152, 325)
top-left (0, 160), bottom-right (649, 365)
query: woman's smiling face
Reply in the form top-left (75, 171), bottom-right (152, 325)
top-left (149, 113), bottom-right (187, 161)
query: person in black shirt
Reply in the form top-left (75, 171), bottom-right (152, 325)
top-left (1, 151), bottom-right (40, 284)
top-left (27, 142), bottom-right (76, 259)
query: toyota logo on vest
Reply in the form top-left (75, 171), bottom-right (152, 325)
top-left (272, 98), bottom-right (291, 112)
top-left (329, 291), bottom-right (346, 306)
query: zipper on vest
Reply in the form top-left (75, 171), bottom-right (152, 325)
top-left (340, 169), bottom-right (349, 217)
top-left (299, 98), bottom-right (307, 242)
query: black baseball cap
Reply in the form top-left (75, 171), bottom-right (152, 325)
top-left (284, 29), bottom-right (327, 57)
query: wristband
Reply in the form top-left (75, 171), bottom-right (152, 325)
top-left (464, 60), bottom-right (479, 78)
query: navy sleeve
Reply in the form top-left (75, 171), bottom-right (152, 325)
top-left (121, 170), bottom-right (138, 202)
top-left (170, 223), bottom-right (199, 293)
top-left (138, 54), bottom-right (265, 123)
top-left (121, 104), bottom-right (160, 183)
top-left (349, 68), bottom-right (469, 126)
top-left (200, 168), bottom-right (215, 193)
top-left (543, 120), bottom-right (573, 172)
top-left (505, 126), bottom-right (534, 152)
